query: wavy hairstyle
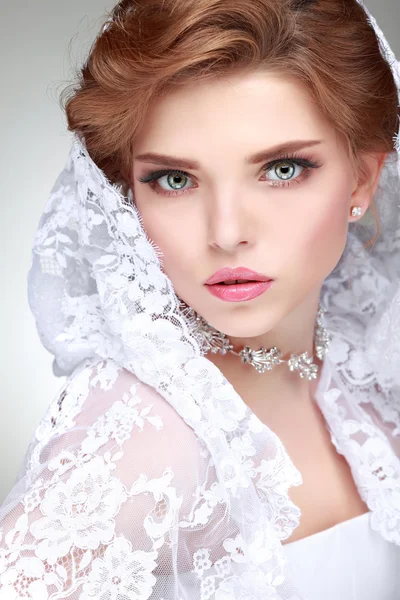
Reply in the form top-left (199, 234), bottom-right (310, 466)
top-left (62, 0), bottom-right (399, 191)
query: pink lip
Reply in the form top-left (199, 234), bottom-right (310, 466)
top-left (205, 267), bottom-right (272, 285)
top-left (204, 266), bottom-right (274, 302)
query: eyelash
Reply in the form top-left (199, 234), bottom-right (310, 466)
top-left (137, 152), bottom-right (323, 197)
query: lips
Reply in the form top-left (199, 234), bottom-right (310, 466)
top-left (205, 267), bottom-right (272, 286)
top-left (204, 267), bottom-right (274, 302)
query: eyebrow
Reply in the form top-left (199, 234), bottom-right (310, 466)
top-left (134, 140), bottom-right (323, 170)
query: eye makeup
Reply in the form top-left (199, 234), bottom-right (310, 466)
top-left (136, 152), bottom-right (323, 197)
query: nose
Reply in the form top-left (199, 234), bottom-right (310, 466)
top-left (207, 187), bottom-right (254, 253)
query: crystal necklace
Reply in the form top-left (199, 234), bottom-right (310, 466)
top-left (182, 304), bottom-right (330, 381)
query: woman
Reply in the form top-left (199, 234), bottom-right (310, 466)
top-left (1, 0), bottom-right (399, 598)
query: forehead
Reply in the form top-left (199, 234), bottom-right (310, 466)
top-left (134, 71), bottom-right (336, 153)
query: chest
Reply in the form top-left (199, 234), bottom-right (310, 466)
top-left (252, 397), bottom-right (369, 544)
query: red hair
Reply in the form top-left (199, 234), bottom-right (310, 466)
top-left (62, 0), bottom-right (399, 188)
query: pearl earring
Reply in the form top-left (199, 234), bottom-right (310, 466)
top-left (351, 206), bottom-right (363, 218)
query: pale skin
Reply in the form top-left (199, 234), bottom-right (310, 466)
top-left (129, 70), bottom-right (387, 543)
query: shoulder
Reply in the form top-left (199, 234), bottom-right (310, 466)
top-left (40, 357), bottom-right (198, 437)
top-left (84, 357), bottom-right (201, 436)
top-left (19, 358), bottom-right (208, 501)
top-left (0, 360), bottom-right (216, 598)
top-left (2, 357), bottom-right (211, 532)
top-left (80, 358), bottom-right (207, 475)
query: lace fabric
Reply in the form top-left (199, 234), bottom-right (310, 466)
top-left (0, 358), bottom-right (302, 599)
top-left (1, 1), bottom-right (400, 598)
top-left (1, 354), bottom-right (400, 600)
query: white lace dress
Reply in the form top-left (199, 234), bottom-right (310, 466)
top-left (0, 353), bottom-right (399, 599)
top-left (284, 511), bottom-right (400, 599)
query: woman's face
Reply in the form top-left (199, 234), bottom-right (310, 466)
top-left (130, 71), bottom-right (366, 338)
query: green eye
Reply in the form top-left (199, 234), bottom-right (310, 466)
top-left (273, 162), bottom-right (296, 180)
top-left (166, 172), bottom-right (188, 190)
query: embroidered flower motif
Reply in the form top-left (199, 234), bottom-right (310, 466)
top-left (90, 360), bottom-right (121, 390)
top-left (96, 185), bottom-right (120, 213)
top-left (200, 575), bottom-right (216, 600)
top-left (87, 208), bottom-right (105, 229)
top-left (116, 211), bottom-right (140, 238)
top-left (193, 548), bottom-right (212, 576)
top-left (347, 348), bottom-right (374, 381)
top-left (122, 315), bottom-right (193, 372)
top-left (108, 269), bottom-right (131, 293)
top-left (223, 527), bottom-right (276, 568)
top-left (81, 537), bottom-right (157, 600)
top-left (48, 450), bottom-right (93, 477)
top-left (140, 289), bottom-right (171, 315)
top-left (30, 456), bottom-right (126, 564)
top-left (81, 391), bottom-right (161, 454)
top-left (136, 270), bottom-right (153, 291)
top-left (214, 556), bottom-right (231, 579)
top-left (127, 278), bottom-right (146, 304)
top-left (130, 469), bottom-right (183, 541)
top-left (230, 433), bottom-right (256, 458)
top-left (182, 359), bottom-right (247, 428)
top-left (219, 456), bottom-right (256, 496)
top-left (132, 235), bottom-right (158, 267)
top-left (328, 338), bottom-right (350, 364)
top-left (223, 535), bottom-right (247, 564)
top-left (22, 478), bottom-right (45, 513)
top-left (0, 557), bottom-right (50, 600)
top-left (56, 294), bottom-right (103, 345)
top-left (354, 436), bottom-right (398, 484)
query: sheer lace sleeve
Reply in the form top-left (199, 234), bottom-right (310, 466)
top-left (0, 359), bottom-right (219, 600)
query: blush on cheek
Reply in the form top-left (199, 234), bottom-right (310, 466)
top-left (141, 216), bottom-right (200, 295)
top-left (304, 193), bottom-right (350, 278)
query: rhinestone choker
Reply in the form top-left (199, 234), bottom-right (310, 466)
top-left (182, 304), bottom-right (330, 381)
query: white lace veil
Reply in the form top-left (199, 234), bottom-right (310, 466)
top-left (17, 0), bottom-right (400, 597)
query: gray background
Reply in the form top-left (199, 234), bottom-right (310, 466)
top-left (0, 0), bottom-right (398, 503)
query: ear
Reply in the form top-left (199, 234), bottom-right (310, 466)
top-left (349, 152), bottom-right (388, 221)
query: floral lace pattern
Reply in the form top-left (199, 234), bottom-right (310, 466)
top-left (0, 360), bottom-right (301, 599)
top-left (3, 355), bottom-right (398, 599)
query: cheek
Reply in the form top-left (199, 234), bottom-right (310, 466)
top-left (134, 198), bottom-right (201, 280)
top-left (292, 186), bottom-right (350, 280)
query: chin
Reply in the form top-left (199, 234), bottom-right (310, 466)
top-left (204, 313), bottom-right (277, 340)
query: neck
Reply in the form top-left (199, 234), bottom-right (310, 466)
top-left (205, 289), bottom-right (323, 412)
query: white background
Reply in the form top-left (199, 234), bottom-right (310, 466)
top-left (0, 0), bottom-right (398, 503)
